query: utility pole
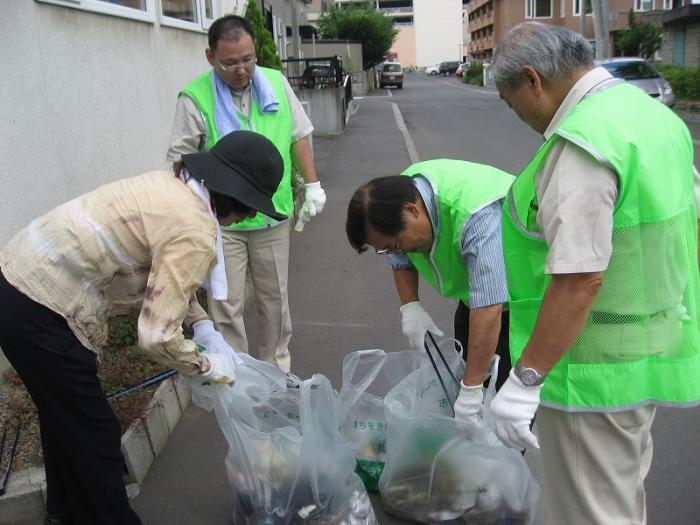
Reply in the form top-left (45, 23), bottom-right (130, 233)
top-left (592, 0), bottom-right (611, 58)
top-left (579, 0), bottom-right (586, 37)
top-left (291, 0), bottom-right (301, 59)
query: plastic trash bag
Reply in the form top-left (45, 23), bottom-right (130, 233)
top-left (378, 340), bottom-right (540, 525)
top-left (339, 349), bottom-right (424, 491)
top-left (191, 354), bottom-right (378, 525)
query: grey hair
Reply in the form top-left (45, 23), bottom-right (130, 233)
top-left (492, 22), bottom-right (594, 89)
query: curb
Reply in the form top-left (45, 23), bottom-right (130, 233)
top-left (0, 374), bottom-right (190, 525)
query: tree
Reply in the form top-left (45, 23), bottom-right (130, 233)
top-left (317, 3), bottom-right (398, 69)
top-left (245, 1), bottom-right (282, 71)
top-left (615, 10), bottom-right (662, 59)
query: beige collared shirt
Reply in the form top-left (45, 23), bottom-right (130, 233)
top-left (166, 72), bottom-right (313, 162)
top-left (535, 67), bottom-right (700, 275)
top-left (0, 171), bottom-right (216, 375)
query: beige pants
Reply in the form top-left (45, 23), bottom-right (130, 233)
top-left (208, 223), bottom-right (292, 372)
top-left (537, 405), bottom-right (656, 525)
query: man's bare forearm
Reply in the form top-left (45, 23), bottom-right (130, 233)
top-left (519, 272), bottom-right (603, 375)
top-left (392, 267), bottom-right (419, 305)
top-left (463, 303), bottom-right (502, 386)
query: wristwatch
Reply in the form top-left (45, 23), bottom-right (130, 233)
top-left (514, 360), bottom-right (545, 387)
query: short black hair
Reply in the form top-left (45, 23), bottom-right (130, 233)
top-left (346, 176), bottom-right (419, 253)
top-left (208, 15), bottom-right (255, 50)
top-left (210, 190), bottom-right (253, 220)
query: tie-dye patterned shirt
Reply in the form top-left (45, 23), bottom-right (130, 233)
top-left (0, 171), bottom-right (216, 375)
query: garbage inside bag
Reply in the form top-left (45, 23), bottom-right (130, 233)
top-left (339, 349), bottom-right (424, 491)
top-left (191, 354), bottom-right (378, 525)
top-left (378, 340), bottom-right (540, 525)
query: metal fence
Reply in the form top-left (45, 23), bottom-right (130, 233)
top-left (282, 56), bottom-right (344, 89)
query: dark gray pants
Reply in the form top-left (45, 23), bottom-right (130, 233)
top-left (0, 271), bottom-right (141, 525)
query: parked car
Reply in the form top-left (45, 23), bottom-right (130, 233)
top-left (300, 64), bottom-right (336, 88)
top-left (425, 63), bottom-right (441, 76)
top-left (455, 62), bottom-right (469, 78)
top-left (439, 61), bottom-right (461, 76)
top-left (380, 62), bottom-right (404, 89)
top-left (597, 57), bottom-right (675, 107)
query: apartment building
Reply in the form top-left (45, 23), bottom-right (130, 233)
top-left (335, 0), bottom-right (465, 67)
top-left (644, 0), bottom-right (700, 66)
top-left (466, 0), bottom-right (683, 60)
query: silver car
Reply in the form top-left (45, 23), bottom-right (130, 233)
top-left (597, 58), bottom-right (675, 107)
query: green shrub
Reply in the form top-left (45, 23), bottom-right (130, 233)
top-left (462, 62), bottom-right (484, 86)
top-left (656, 65), bottom-right (700, 100)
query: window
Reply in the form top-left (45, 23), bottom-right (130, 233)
top-left (634, 0), bottom-right (653, 11)
top-left (36, 0), bottom-right (216, 31)
top-left (161, 0), bottom-right (217, 31)
top-left (526, 0), bottom-right (552, 18)
top-left (37, 0), bottom-right (154, 22)
top-left (572, 0), bottom-right (593, 15)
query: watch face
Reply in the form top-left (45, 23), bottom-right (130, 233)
top-left (516, 361), bottom-right (544, 386)
top-left (520, 368), bottom-right (540, 386)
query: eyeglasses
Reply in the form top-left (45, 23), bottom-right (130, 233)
top-left (216, 57), bottom-right (257, 72)
top-left (375, 238), bottom-right (402, 255)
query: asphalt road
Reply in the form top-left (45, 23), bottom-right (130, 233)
top-left (131, 73), bottom-right (700, 524)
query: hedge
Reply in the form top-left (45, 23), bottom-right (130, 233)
top-left (655, 65), bottom-right (700, 100)
top-left (462, 62), bottom-right (484, 86)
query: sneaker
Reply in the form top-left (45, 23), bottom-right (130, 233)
top-left (286, 371), bottom-right (302, 389)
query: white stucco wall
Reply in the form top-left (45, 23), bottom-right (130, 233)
top-left (413, 0), bottom-right (463, 67)
top-left (0, 1), bottom-right (239, 247)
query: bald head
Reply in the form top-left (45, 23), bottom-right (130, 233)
top-left (492, 22), bottom-right (594, 90)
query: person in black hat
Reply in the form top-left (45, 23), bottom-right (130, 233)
top-left (0, 130), bottom-right (285, 525)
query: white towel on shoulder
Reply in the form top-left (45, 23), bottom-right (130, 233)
top-left (180, 168), bottom-right (228, 301)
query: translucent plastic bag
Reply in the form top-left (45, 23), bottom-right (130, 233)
top-left (191, 354), bottom-right (378, 525)
top-left (378, 340), bottom-right (540, 525)
top-left (339, 349), bottom-right (424, 491)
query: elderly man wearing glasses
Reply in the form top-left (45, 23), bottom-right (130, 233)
top-left (346, 159), bottom-right (515, 427)
top-left (167, 15), bottom-right (326, 387)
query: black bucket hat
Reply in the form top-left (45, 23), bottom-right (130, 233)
top-left (182, 130), bottom-right (287, 221)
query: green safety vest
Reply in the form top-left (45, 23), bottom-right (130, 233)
top-left (401, 159), bottom-right (515, 303)
top-left (503, 82), bottom-right (700, 410)
top-left (180, 67), bottom-right (293, 230)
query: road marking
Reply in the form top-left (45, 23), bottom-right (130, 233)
top-left (435, 78), bottom-right (499, 96)
top-left (391, 102), bottom-right (420, 164)
top-left (386, 88), bottom-right (393, 97)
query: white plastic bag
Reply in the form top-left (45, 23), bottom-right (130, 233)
top-left (339, 349), bottom-right (424, 491)
top-left (378, 340), bottom-right (540, 525)
top-left (191, 354), bottom-right (378, 524)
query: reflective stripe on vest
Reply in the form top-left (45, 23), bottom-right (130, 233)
top-left (503, 82), bottom-right (700, 410)
top-left (180, 67), bottom-right (293, 230)
top-left (402, 159), bottom-right (514, 302)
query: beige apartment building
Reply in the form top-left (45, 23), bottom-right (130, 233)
top-left (467, 0), bottom-right (684, 60)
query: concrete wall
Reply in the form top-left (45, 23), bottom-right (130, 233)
top-left (300, 40), bottom-right (364, 72)
top-left (294, 87), bottom-right (346, 136)
top-left (0, 0), bottom-right (240, 248)
top-left (390, 25), bottom-right (417, 67)
top-left (685, 22), bottom-right (700, 66)
top-left (414, 0), bottom-right (463, 66)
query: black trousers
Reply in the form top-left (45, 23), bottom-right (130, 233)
top-left (0, 271), bottom-right (142, 525)
top-left (454, 300), bottom-right (511, 390)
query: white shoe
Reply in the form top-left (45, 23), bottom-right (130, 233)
top-left (286, 371), bottom-right (302, 389)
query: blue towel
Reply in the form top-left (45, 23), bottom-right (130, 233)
top-left (211, 67), bottom-right (279, 137)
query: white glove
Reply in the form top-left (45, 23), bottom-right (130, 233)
top-left (201, 352), bottom-right (236, 385)
top-left (294, 182), bottom-right (326, 232)
top-left (192, 320), bottom-right (242, 365)
top-left (399, 301), bottom-right (444, 351)
top-left (454, 383), bottom-right (483, 430)
top-left (490, 369), bottom-right (543, 450)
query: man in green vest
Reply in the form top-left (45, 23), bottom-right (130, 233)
top-left (489, 21), bottom-right (700, 524)
top-left (167, 15), bottom-right (326, 385)
top-left (346, 159), bottom-right (515, 424)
